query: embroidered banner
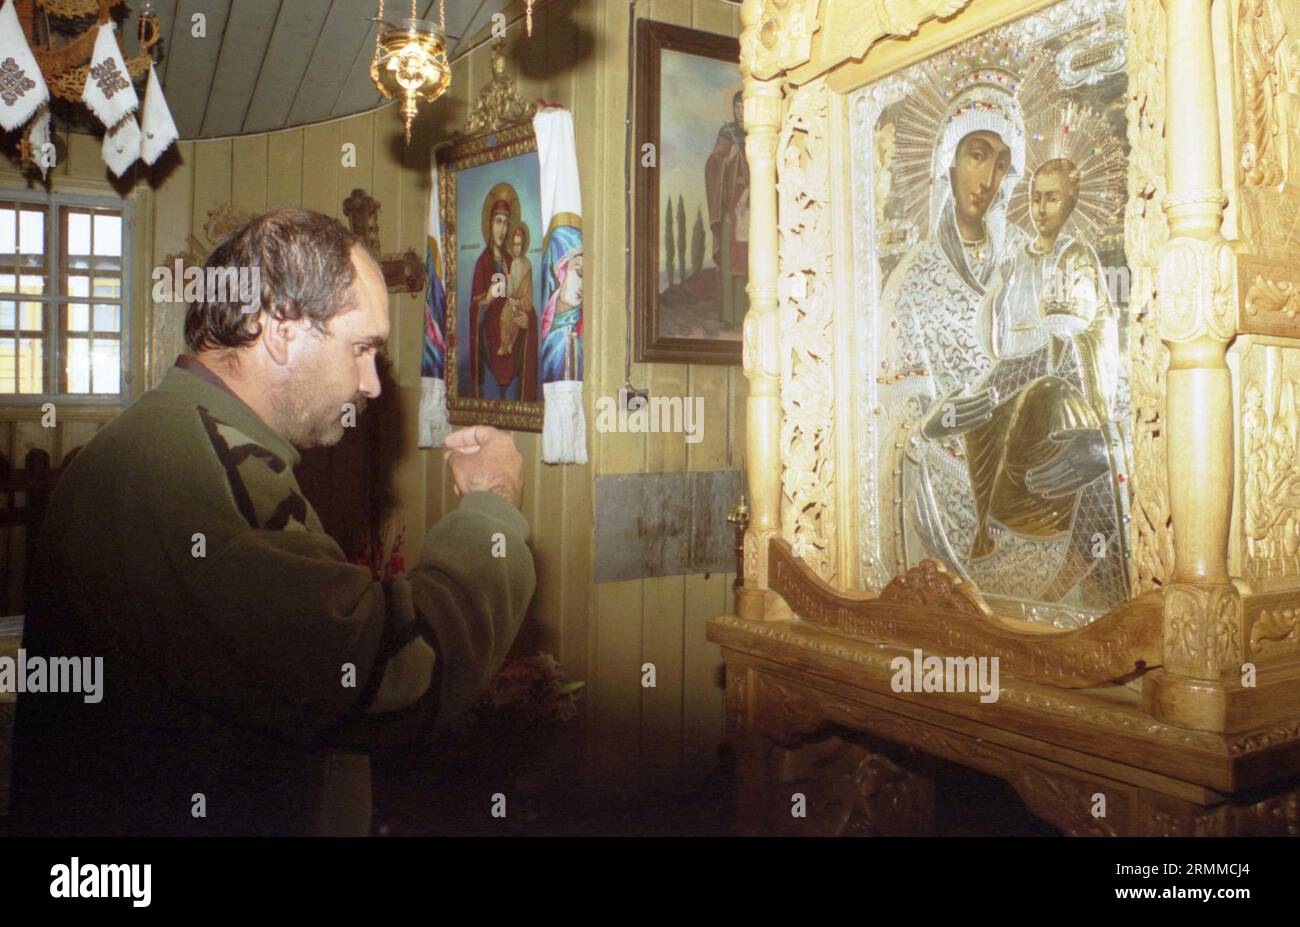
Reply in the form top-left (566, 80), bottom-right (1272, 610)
top-left (0, 0), bottom-right (49, 132)
top-left (418, 158), bottom-right (451, 448)
top-left (534, 106), bottom-right (587, 465)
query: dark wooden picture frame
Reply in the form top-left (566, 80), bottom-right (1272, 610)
top-left (635, 20), bottom-right (744, 366)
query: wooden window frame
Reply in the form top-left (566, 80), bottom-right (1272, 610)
top-left (0, 190), bottom-right (133, 406)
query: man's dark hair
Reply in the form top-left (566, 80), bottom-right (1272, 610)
top-left (185, 208), bottom-right (360, 353)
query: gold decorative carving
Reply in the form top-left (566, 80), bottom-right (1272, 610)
top-left (1238, 256), bottom-right (1300, 337)
top-left (746, 527), bottom-right (780, 592)
top-left (742, 663), bottom-right (1300, 833)
top-left (748, 672), bottom-right (1137, 836)
top-left (1155, 233), bottom-right (1237, 343)
top-left (1238, 0), bottom-right (1286, 189)
top-left (747, 0), bottom-right (822, 81)
top-left (1246, 275), bottom-right (1298, 318)
top-left (754, 731), bottom-right (937, 836)
top-left (878, 560), bottom-right (990, 618)
top-left (1243, 592), bottom-right (1300, 656)
top-left (1235, 0), bottom-right (1300, 256)
top-left (767, 539), bottom-right (1162, 687)
top-left (1243, 366), bottom-right (1300, 584)
top-left (742, 310), bottom-right (780, 380)
top-left (1008, 764), bottom-right (1123, 837)
top-left (202, 203), bottom-right (254, 247)
top-left (814, 0), bottom-right (975, 80)
top-left (1127, 0), bottom-right (1174, 594)
top-left (710, 614), bottom-right (1229, 753)
top-left (1143, 801), bottom-right (1225, 836)
top-left (463, 39), bottom-right (535, 137)
top-left (1161, 584), bottom-right (1243, 678)
top-left (1228, 718), bottom-right (1300, 755)
top-left (1250, 607), bottom-right (1300, 651)
top-left (777, 79), bottom-right (837, 583)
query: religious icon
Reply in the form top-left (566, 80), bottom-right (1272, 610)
top-left (854, 0), bottom-right (1132, 628)
top-left (634, 20), bottom-right (744, 365)
top-left (469, 184), bottom-right (538, 402)
top-left (439, 119), bottom-right (545, 431)
top-left (705, 86), bottom-right (749, 329)
top-left (539, 222), bottom-right (583, 384)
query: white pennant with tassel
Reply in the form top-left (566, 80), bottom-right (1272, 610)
top-left (139, 62), bottom-right (177, 165)
top-left (534, 106), bottom-right (588, 465)
top-left (102, 116), bottom-right (140, 177)
top-left (82, 21), bottom-right (139, 128)
top-left (0, 0), bottom-right (49, 131)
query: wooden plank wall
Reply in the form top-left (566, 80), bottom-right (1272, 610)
top-left (430, 0), bottom-right (745, 804)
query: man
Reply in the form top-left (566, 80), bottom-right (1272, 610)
top-left (9, 208), bottom-right (536, 836)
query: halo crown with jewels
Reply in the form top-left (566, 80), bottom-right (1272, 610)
top-left (921, 41), bottom-right (1034, 238)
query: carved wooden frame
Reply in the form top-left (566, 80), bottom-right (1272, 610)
top-left (732, 0), bottom-right (1300, 737)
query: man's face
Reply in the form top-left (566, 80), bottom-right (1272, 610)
top-left (491, 212), bottom-right (509, 248)
top-left (511, 231), bottom-right (524, 258)
top-left (951, 131), bottom-right (1013, 230)
top-left (275, 246), bottom-right (389, 449)
top-left (733, 95), bottom-right (743, 128)
top-left (1031, 170), bottom-right (1077, 240)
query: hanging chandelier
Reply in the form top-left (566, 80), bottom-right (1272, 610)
top-left (370, 0), bottom-right (538, 144)
top-left (370, 0), bottom-right (450, 143)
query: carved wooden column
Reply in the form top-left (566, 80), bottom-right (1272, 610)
top-left (737, 0), bottom-right (789, 621)
top-left (1143, 0), bottom-right (1245, 731)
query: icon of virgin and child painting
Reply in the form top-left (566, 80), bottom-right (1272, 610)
top-left (468, 182), bottom-right (538, 402)
top-left (859, 3), bottom-right (1132, 626)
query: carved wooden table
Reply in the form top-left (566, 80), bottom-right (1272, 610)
top-left (708, 615), bottom-right (1300, 836)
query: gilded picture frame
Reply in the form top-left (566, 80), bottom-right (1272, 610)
top-left (439, 118), bottom-right (546, 432)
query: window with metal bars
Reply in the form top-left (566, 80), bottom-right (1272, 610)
top-left (0, 192), bottom-right (131, 401)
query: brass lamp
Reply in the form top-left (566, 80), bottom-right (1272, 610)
top-left (370, 0), bottom-right (452, 143)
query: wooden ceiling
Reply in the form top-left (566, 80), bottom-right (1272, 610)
top-left (139, 0), bottom-right (515, 139)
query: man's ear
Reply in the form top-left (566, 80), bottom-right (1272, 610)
top-left (261, 308), bottom-right (305, 367)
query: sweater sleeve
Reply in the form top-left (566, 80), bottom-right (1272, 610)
top-left (177, 490), bottom-right (535, 750)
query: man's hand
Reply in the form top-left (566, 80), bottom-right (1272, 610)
top-left (444, 425), bottom-right (524, 510)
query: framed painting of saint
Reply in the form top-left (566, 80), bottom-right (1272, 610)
top-left (849, 0), bottom-right (1133, 629)
top-left (439, 119), bottom-right (545, 431)
top-left (634, 20), bottom-right (744, 365)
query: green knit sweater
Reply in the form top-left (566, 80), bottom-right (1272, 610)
top-left (9, 362), bottom-right (536, 836)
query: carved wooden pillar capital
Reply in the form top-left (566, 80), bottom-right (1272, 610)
top-left (1161, 582), bottom-right (1246, 678)
top-left (1155, 233), bottom-right (1237, 344)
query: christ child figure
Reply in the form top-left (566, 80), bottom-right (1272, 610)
top-left (498, 224), bottom-right (534, 356)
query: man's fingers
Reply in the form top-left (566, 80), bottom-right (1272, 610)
top-left (443, 427), bottom-right (481, 450)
